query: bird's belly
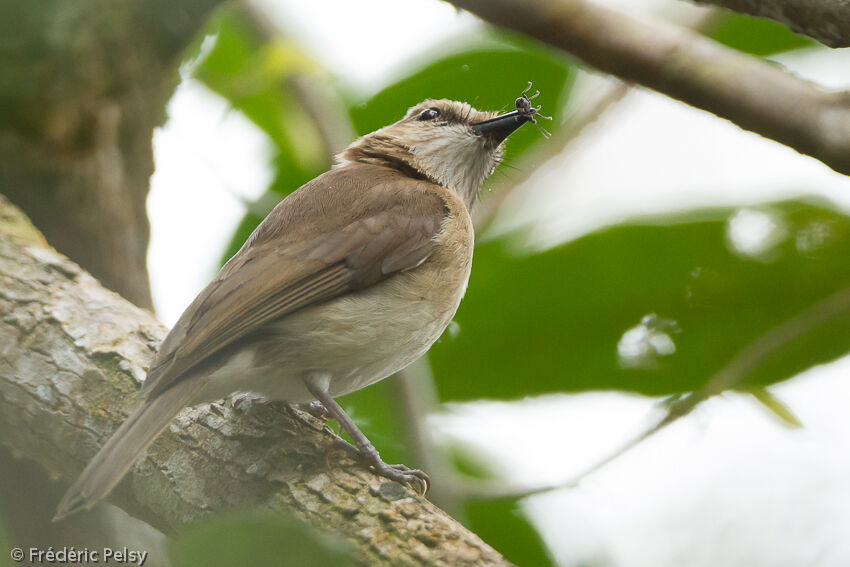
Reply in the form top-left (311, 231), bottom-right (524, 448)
top-left (203, 265), bottom-right (469, 403)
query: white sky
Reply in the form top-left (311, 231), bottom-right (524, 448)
top-left (147, 2), bottom-right (850, 565)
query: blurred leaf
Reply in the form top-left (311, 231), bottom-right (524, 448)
top-left (193, 5), bottom-right (335, 262)
top-left (448, 446), bottom-right (497, 481)
top-left (465, 500), bottom-right (554, 567)
top-left (750, 388), bottom-right (803, 428)
top-left (704, 13), bottom-right (814, 56)
top-left (197, 6), bottom-right (320, 155)
top-left (169, 511), bottom-right (356, 567)
top-left (429, 200), bottom-right (850, 401)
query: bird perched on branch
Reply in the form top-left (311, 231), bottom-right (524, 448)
top-left (55, 86), bottom-right (543, 521)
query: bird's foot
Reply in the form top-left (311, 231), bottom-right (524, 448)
top-left (378, 462), bottom-right (430, 496)
top-left (330, 437), bottom-right (430, 495)
top-left (357, 443), bottom-right (430, 495)
top-left (302, 377), bottom-right (430, 496)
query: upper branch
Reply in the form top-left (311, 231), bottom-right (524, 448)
top-left (445, 0), bottom-right (850, 178)
top-left (693, 0), bottom-right (850, 48)
top-left (0, 195), bottom-right (509, 567)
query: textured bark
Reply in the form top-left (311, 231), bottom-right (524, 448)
top-left (447, 0), bottom-right (850, 179)
top-left (0, 194), bottom-right (510, 566)
top-left (694, 0), bottom-right (850, 48)
top-left (0, 0), bottom-right (224, 309)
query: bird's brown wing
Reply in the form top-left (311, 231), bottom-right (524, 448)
top-left (142, 167), bottom-right (449, 398)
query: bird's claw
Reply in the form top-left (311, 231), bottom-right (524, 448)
top-left (375, 462), bottom-right (430, 496)
top-left (329, 438), bottom-right (430, 495)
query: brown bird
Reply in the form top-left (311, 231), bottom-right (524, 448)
top-left (54, 90), bottom-right (541, 521)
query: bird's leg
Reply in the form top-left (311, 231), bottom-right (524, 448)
top-left (304, 376), bottom-right (430, 495)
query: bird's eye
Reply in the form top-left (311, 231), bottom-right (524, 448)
top-left (417, 108), bottom-right (440, 121)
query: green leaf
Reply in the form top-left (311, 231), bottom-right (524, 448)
top-left (704, 13), bottom-right (815, 56)
top-left (429, 200), bottom-right (850, 401)
top-left (465, 500), bottom-right (555, 567)
top-left (169, 511), bottom-right (357, 567)
top-left (750, 388), bottom-right (803, 428)
top-left (197, 6), bottom-right (322, 157)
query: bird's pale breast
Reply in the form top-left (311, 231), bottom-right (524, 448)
top-left (200, 187), bottom-right (474, 403)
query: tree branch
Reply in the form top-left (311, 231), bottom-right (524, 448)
top-left (444, 0), bottom-right (850, 178)
top-left (0, 194), bottom-right (510, 566)
top-left (693, 0), bottom-right (850, 48)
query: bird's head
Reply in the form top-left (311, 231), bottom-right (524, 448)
top-left (339, 96), bottom-right (540, 209)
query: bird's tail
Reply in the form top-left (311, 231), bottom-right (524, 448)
top-left (53, 378), bottom-right (206, 521)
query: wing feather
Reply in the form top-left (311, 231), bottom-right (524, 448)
top-left (142, 165), bottom-right (448, 397)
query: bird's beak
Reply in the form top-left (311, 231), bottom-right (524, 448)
top-left (470, 110), bottom-right (533, 145)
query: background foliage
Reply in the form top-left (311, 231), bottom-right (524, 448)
top-left (155, 5), bottom-right (850, 565)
